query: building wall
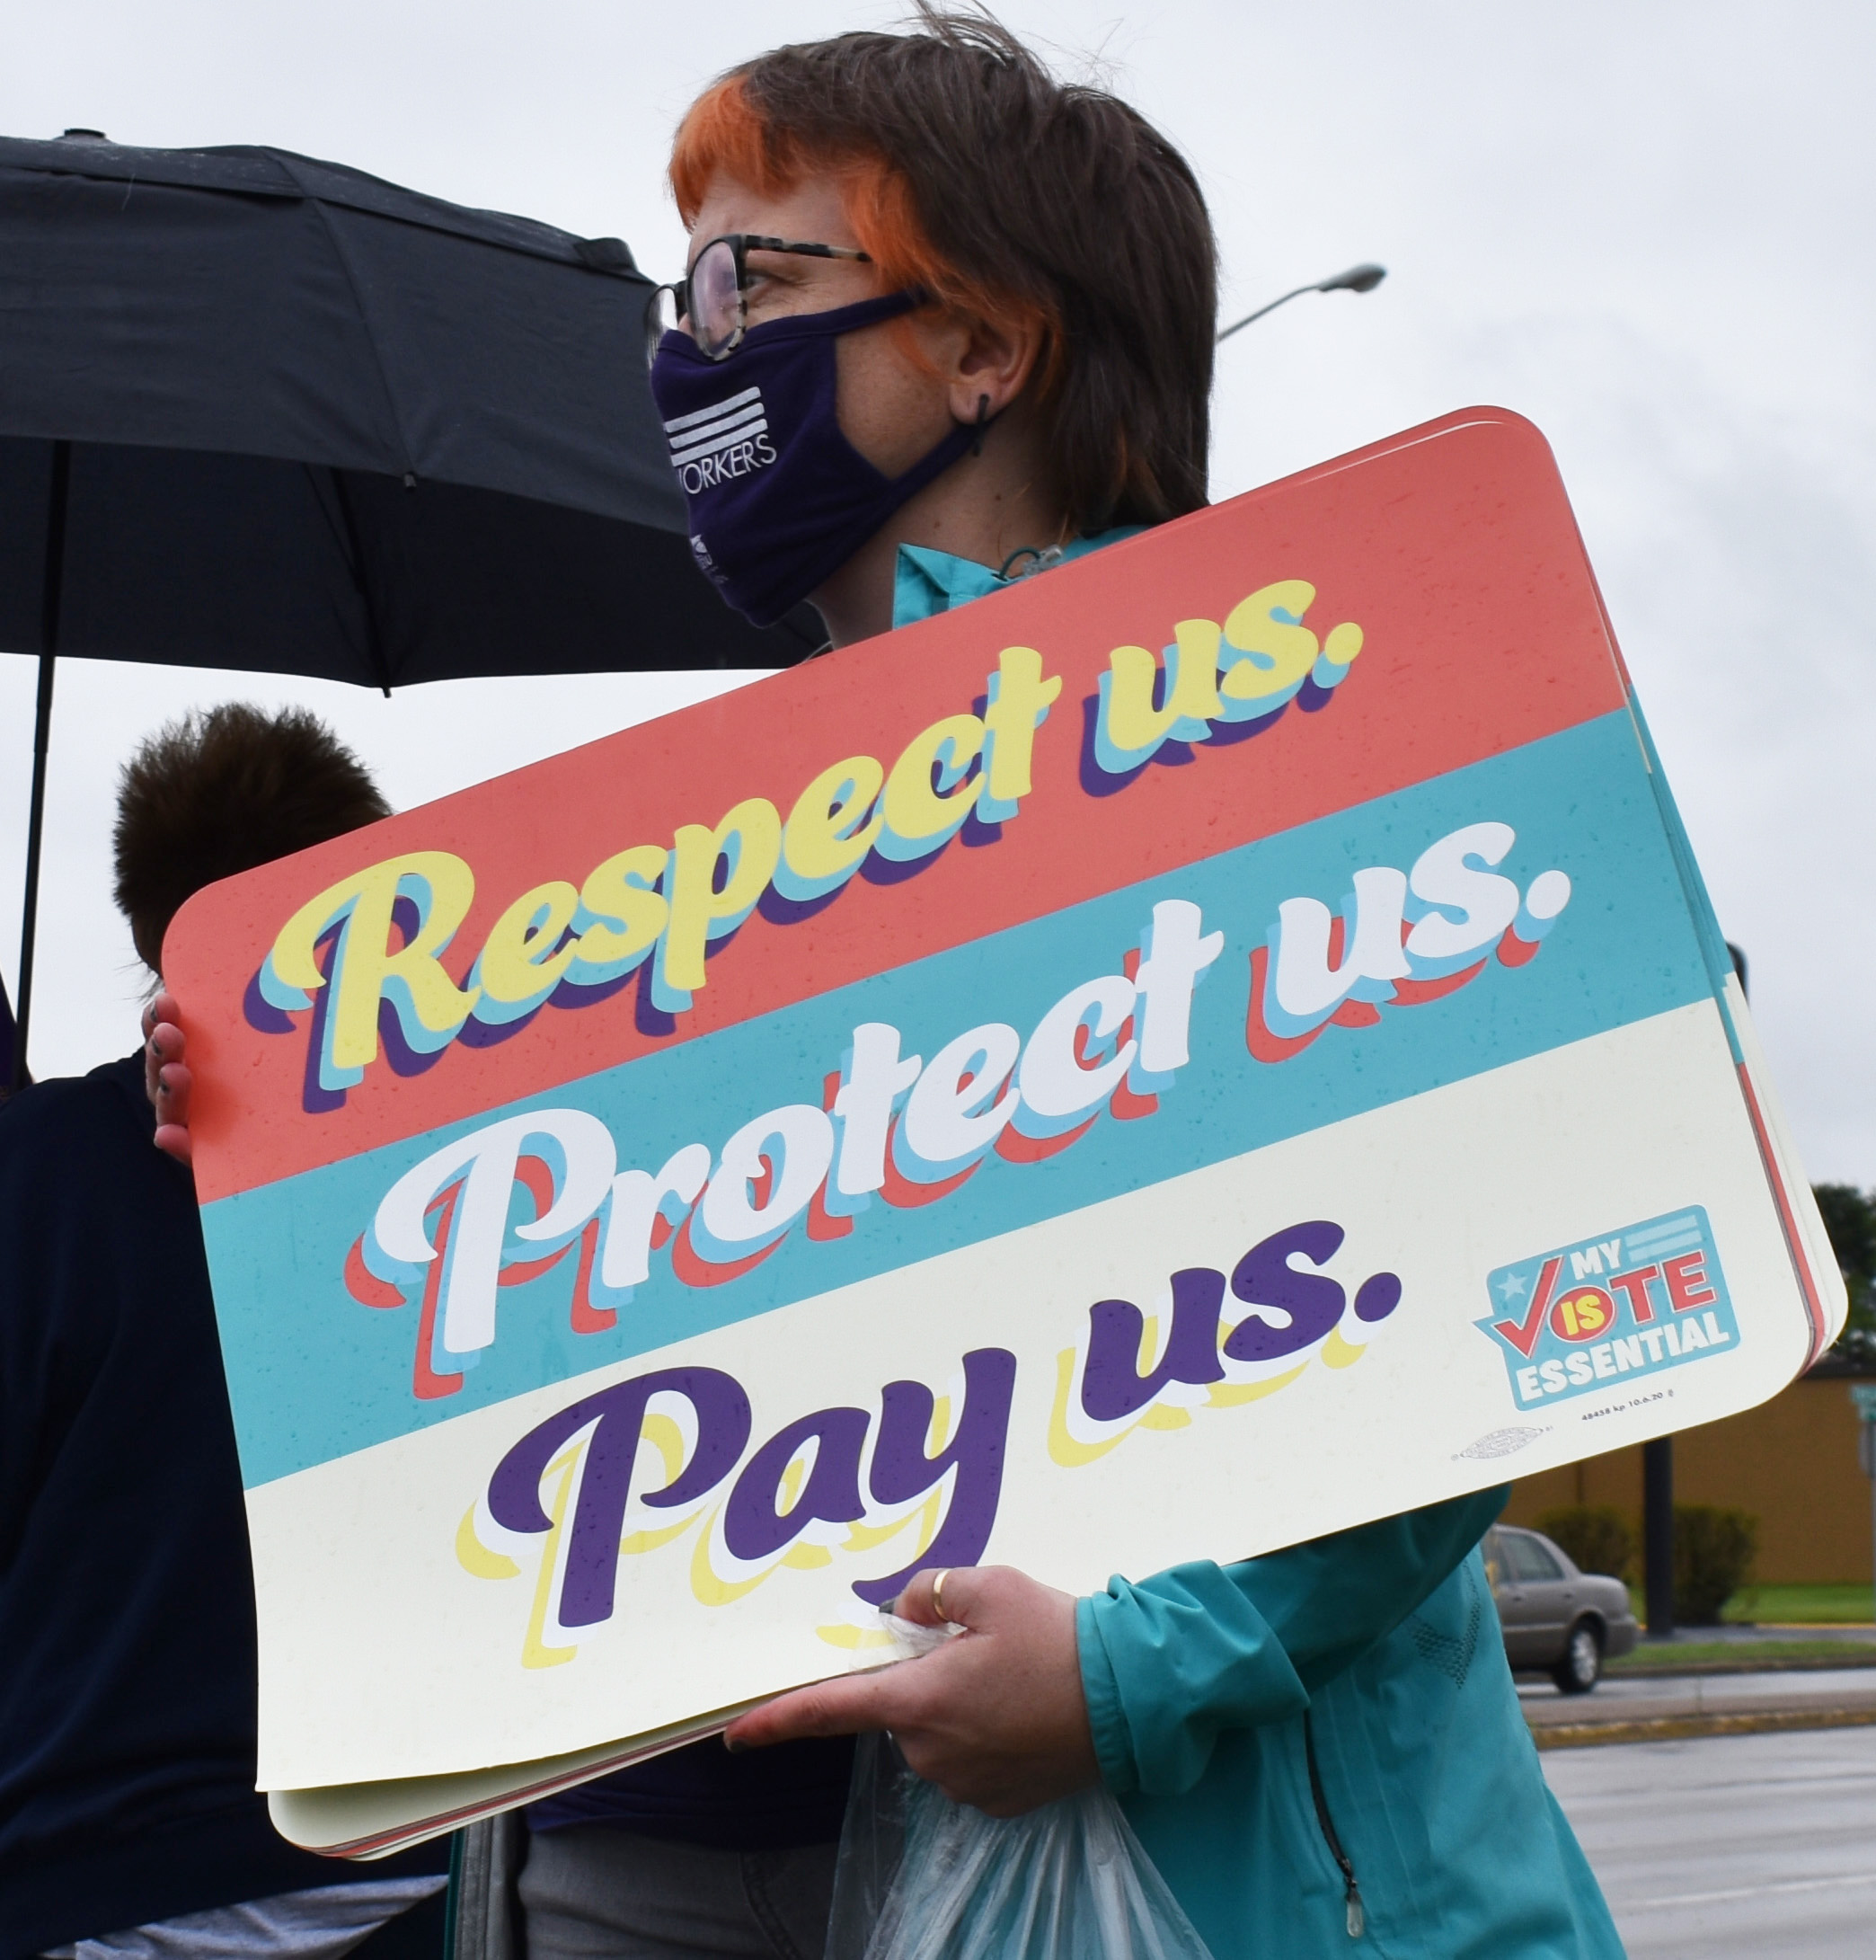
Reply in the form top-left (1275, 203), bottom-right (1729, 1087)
top-left (1501, 1375), bottom-right (1875, 1583)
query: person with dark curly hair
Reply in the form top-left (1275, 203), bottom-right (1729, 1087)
top-left (0, 706), bottom-right (453, 1960)
top-left (111, 705), bottom-right (391, 976)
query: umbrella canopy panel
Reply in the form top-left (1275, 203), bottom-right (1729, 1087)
top-left (0, 134), bottom-right (817, 678)
top-left (1, 137), bottom-right (680, 519)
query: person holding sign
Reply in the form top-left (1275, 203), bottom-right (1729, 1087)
top-left (146, 12), bottom-right (1622, 1958)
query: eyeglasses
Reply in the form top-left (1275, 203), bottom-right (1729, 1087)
top-left (644, 234), bottom-right (872, 367)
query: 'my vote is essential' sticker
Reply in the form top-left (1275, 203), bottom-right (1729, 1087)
top-left (1477, 1208), bottom-right (1739, 1408)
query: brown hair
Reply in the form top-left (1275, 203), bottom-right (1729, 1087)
top-left (114, 704), bottom-right (389, 974)
top-left (670, 7), bottom-right (1216, 531)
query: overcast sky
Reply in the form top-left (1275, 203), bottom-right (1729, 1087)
top-left (4, 0), bottom-right (1872, 1184)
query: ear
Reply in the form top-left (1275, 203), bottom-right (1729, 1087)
top-left (942, 305), bottom-right (1048, 424)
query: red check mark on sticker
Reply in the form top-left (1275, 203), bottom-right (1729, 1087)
top-left (1492, 1255), bottom-right (1563, 1359)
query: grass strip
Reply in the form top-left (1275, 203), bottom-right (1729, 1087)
top-left (1608, 1642), bottom-right (1876, 1673)
top-left (1723, 1583), bottom-right (1874, 1624)
top-left (1623, 1583), bottom-right (1876, 1626)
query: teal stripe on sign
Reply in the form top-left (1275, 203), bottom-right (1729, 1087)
top-left (205, 709), bottom-right (1715, 1486)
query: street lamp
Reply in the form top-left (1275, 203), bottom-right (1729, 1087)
top-left (1216, 263), bottom-right (1387, 345)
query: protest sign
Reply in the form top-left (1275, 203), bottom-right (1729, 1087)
top-left (166, 406), bottom-right (1843, 1853)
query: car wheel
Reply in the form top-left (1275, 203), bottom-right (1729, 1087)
top-left (1552, 1619), bottom-right (1603, 1695)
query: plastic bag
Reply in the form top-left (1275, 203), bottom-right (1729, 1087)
top-left (825, 1627), bottom-right (1214, 1960)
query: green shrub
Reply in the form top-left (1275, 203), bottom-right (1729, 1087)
top-left (1674, 1505), bottom-right (1758, 1624)
top-left (1813, 1184), bottom-right (1876, 1366)
top-left (1535, 1506), bottom-right (1635, 1582)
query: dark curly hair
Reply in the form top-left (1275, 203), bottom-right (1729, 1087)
top-left (113, 704), bottom-right (389, 974)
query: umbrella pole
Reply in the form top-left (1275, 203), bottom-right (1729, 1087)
top-left (12, 439), bottom-right (70, 1093)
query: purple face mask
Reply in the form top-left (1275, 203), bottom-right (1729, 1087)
top-left (649, 293), bottom-right (978, 628)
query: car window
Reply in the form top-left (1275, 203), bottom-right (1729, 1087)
top-left (1504, 1532), bottom-right (1564, 1582)
top-left (1481, 1529), bottom-right (1504, 1590)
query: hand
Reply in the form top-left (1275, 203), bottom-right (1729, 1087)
top-left (141, 992), bottom-right (194, 1166)
top-left (723, 1565), bottom-right (1100, 1816)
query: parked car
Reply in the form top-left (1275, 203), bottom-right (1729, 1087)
top-left (1482, 1524), bottom-right (1639, 1693)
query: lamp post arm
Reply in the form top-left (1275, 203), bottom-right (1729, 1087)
top-left (1215, 285), bottom-right (1318, 344)
top-left (1216, 263), bottom-right (1388, 347)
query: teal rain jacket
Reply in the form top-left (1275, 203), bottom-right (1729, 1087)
top-left (890, 540), bottom-right (1624, 1960)
top-left (1080, 1498), bottom-right (1622, 1960)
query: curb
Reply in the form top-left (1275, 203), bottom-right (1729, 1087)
top-left (1531, 1706), bottom-right (1876, 1750)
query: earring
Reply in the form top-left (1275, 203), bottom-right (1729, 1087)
top-left (971, 395), bottom-right (990, 457)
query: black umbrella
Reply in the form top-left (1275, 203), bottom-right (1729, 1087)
top-left (1, 130), bottom-right (818, 1088)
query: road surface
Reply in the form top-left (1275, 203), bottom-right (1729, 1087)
top-left (1544, 1725), bottom-right (1876, 1957)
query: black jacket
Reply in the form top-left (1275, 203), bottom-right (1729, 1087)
top-left (0, 1054), bottom-right (446, 1957)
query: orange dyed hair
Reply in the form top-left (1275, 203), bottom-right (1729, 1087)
top-left (669, 76), bottom-right (1057, 378)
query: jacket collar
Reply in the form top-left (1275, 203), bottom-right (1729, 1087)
top-left (891, 529), bottom-right (1146, 630)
